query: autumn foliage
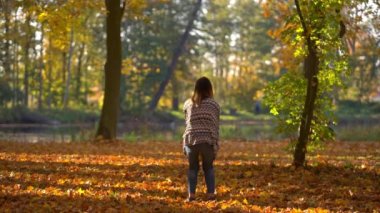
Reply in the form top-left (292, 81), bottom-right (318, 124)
top-left (0, 140), bottom-right (379, 212)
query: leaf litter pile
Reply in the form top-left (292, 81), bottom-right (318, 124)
top-left (0, 140), bottom-right (379, 212)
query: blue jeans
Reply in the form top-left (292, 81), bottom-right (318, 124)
top-left (184, 143), bottom-right (215, 194)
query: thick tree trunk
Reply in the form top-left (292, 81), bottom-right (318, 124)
top-left (148, 0), bottom-right (202, 111)
top-left (63, 27), bottom-right (75, 109)
top-left (293, 0), bottom-right (320, 167)
top-left (96, 0), bottom-right (125, 140)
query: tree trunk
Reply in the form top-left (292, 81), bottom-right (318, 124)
top-left (47, 37), bottom-right (53, 108)
top-left (172, 97), bottom-right (179, 111)
top-left (293, 51), bottom-right (319, 167)
top-left (13, 40), bottom-right (19, 106)
top-left (75, 43), bottom-right (86, 102)
top-left (12, 9), bottom-right (19, 105)
top-left (148, 0), bottom-right (203, 111)
top-left (171, 75), bottom-right (179, 110)
top-left (38, 23), bottom-right (44, 110)
top-left (23, 15), bottom-right (32, 107)
top-left (3, 0), bottom-right (12, 107)
top-left (83, 55), bottom-right (91, 105)
top-left (293, 0), bottom-right (320, 168)
top-left (3, 1), bottom-right (11, 78)
top-left (61, 52), bottom-right (66, 105)
top-left (96, 0), bottom-right (125, 140)
top-left (63, 27), bottom-right (75, 109)
top-left (119, 74), bottom-right (127, 111)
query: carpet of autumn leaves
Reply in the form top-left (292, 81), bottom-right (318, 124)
top-left (0, 140), bottom-right (379, 212)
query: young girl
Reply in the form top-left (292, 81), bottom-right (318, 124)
top-left (183, 76), bottom-right (220, 202)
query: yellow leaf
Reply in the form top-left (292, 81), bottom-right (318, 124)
top-left (244, 171), bottom-right (252, 178)
top-left (57, 179), bottom-right (65, 184)
top-left (243, 198), bottom-right (249, 205)
top-left (38, 12), bottom-right (48, 22)
top-left (77, 188), bottom-right (85, 195)
top-left (221, 203), bottom-right (229, 210)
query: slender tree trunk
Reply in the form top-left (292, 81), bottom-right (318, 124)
top-left (83, 55), bottom-right (90, 105)
top-left (47, 37), bottom-right (53, 109)
top-left (76, 43), bottom-right (86, 101)
top-left (11, 9), bottom-right (18, 105)
top-left (13, 40), bottom-right (19, 106)
top-left (32, 34), bottom-right (39, 107)
top-left (171, 76), bottom-right (179, 110)
top-left (3, 1), bottom-right (11, 78)
top-left (96, 0), bottom-right (125, 140)
top-left (2, 0), bottom-right (12, 107)
top-left (63, 27), bottom-right (75, 109)
top-left (213, 38), bottom-right (220, 101)
top-left (23, 15), bottom-right (32, 107)
top-left (119, 74), bottom-right (127, 111)
top-left (358, 65), bottom-right (365, 102)
top-left (294, 51), bottom-right (319, 167)
top-left (172, 97), bottom-right (179, 111)
top-left (61, 52), bottom-right (67, 105)
top-left (38, 23), bottom-right (44, 110)
top-left (148, 0), bottom-right (203, 111)
top-left (293, 0), bottom-right (320, 168)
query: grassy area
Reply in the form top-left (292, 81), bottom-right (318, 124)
top-left (40, 108), bottom-right (99, 123)
top-left (2, 100), bottom-right (379, 124)
top-left (120, 124), bottom-right (380, 143)
top-left (336, 125), bottom-right (380, 142)
top-left (336, 101), bottom-right (380, 119)
top-left (170, 101), bottom-right (380, 122)
top-left (0, 140), bottom-right (379, 212)
top-left (220, 113), bottom-right (272, 121)
top-left (0, 107), bottom-right (99, 124)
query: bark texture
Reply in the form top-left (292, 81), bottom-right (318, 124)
top-left (96, 0), bottom-right (125, 140)
top-left (293, 0), bottom-right (320, 168)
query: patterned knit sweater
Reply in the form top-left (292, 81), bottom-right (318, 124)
top-left (182, 98), bottom-right (220, 153)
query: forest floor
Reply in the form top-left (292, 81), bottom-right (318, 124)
top-left (0, 140), bottom-right (379, 212)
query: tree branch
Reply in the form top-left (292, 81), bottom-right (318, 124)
top-left (294, 0), bottom-right (313, 52)
top-left (294, 0), bottom-right (308, 37)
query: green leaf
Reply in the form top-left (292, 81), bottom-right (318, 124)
top-left (270, 107), bottom-right (279, 116)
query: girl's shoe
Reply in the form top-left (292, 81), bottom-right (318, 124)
top-left (206, 194), bottom-right (216, 201)
top-left (185, 196), bottom-right (196, 202)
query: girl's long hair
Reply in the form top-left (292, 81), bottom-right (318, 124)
top-left (191, 77), bottom-right (214, 106)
